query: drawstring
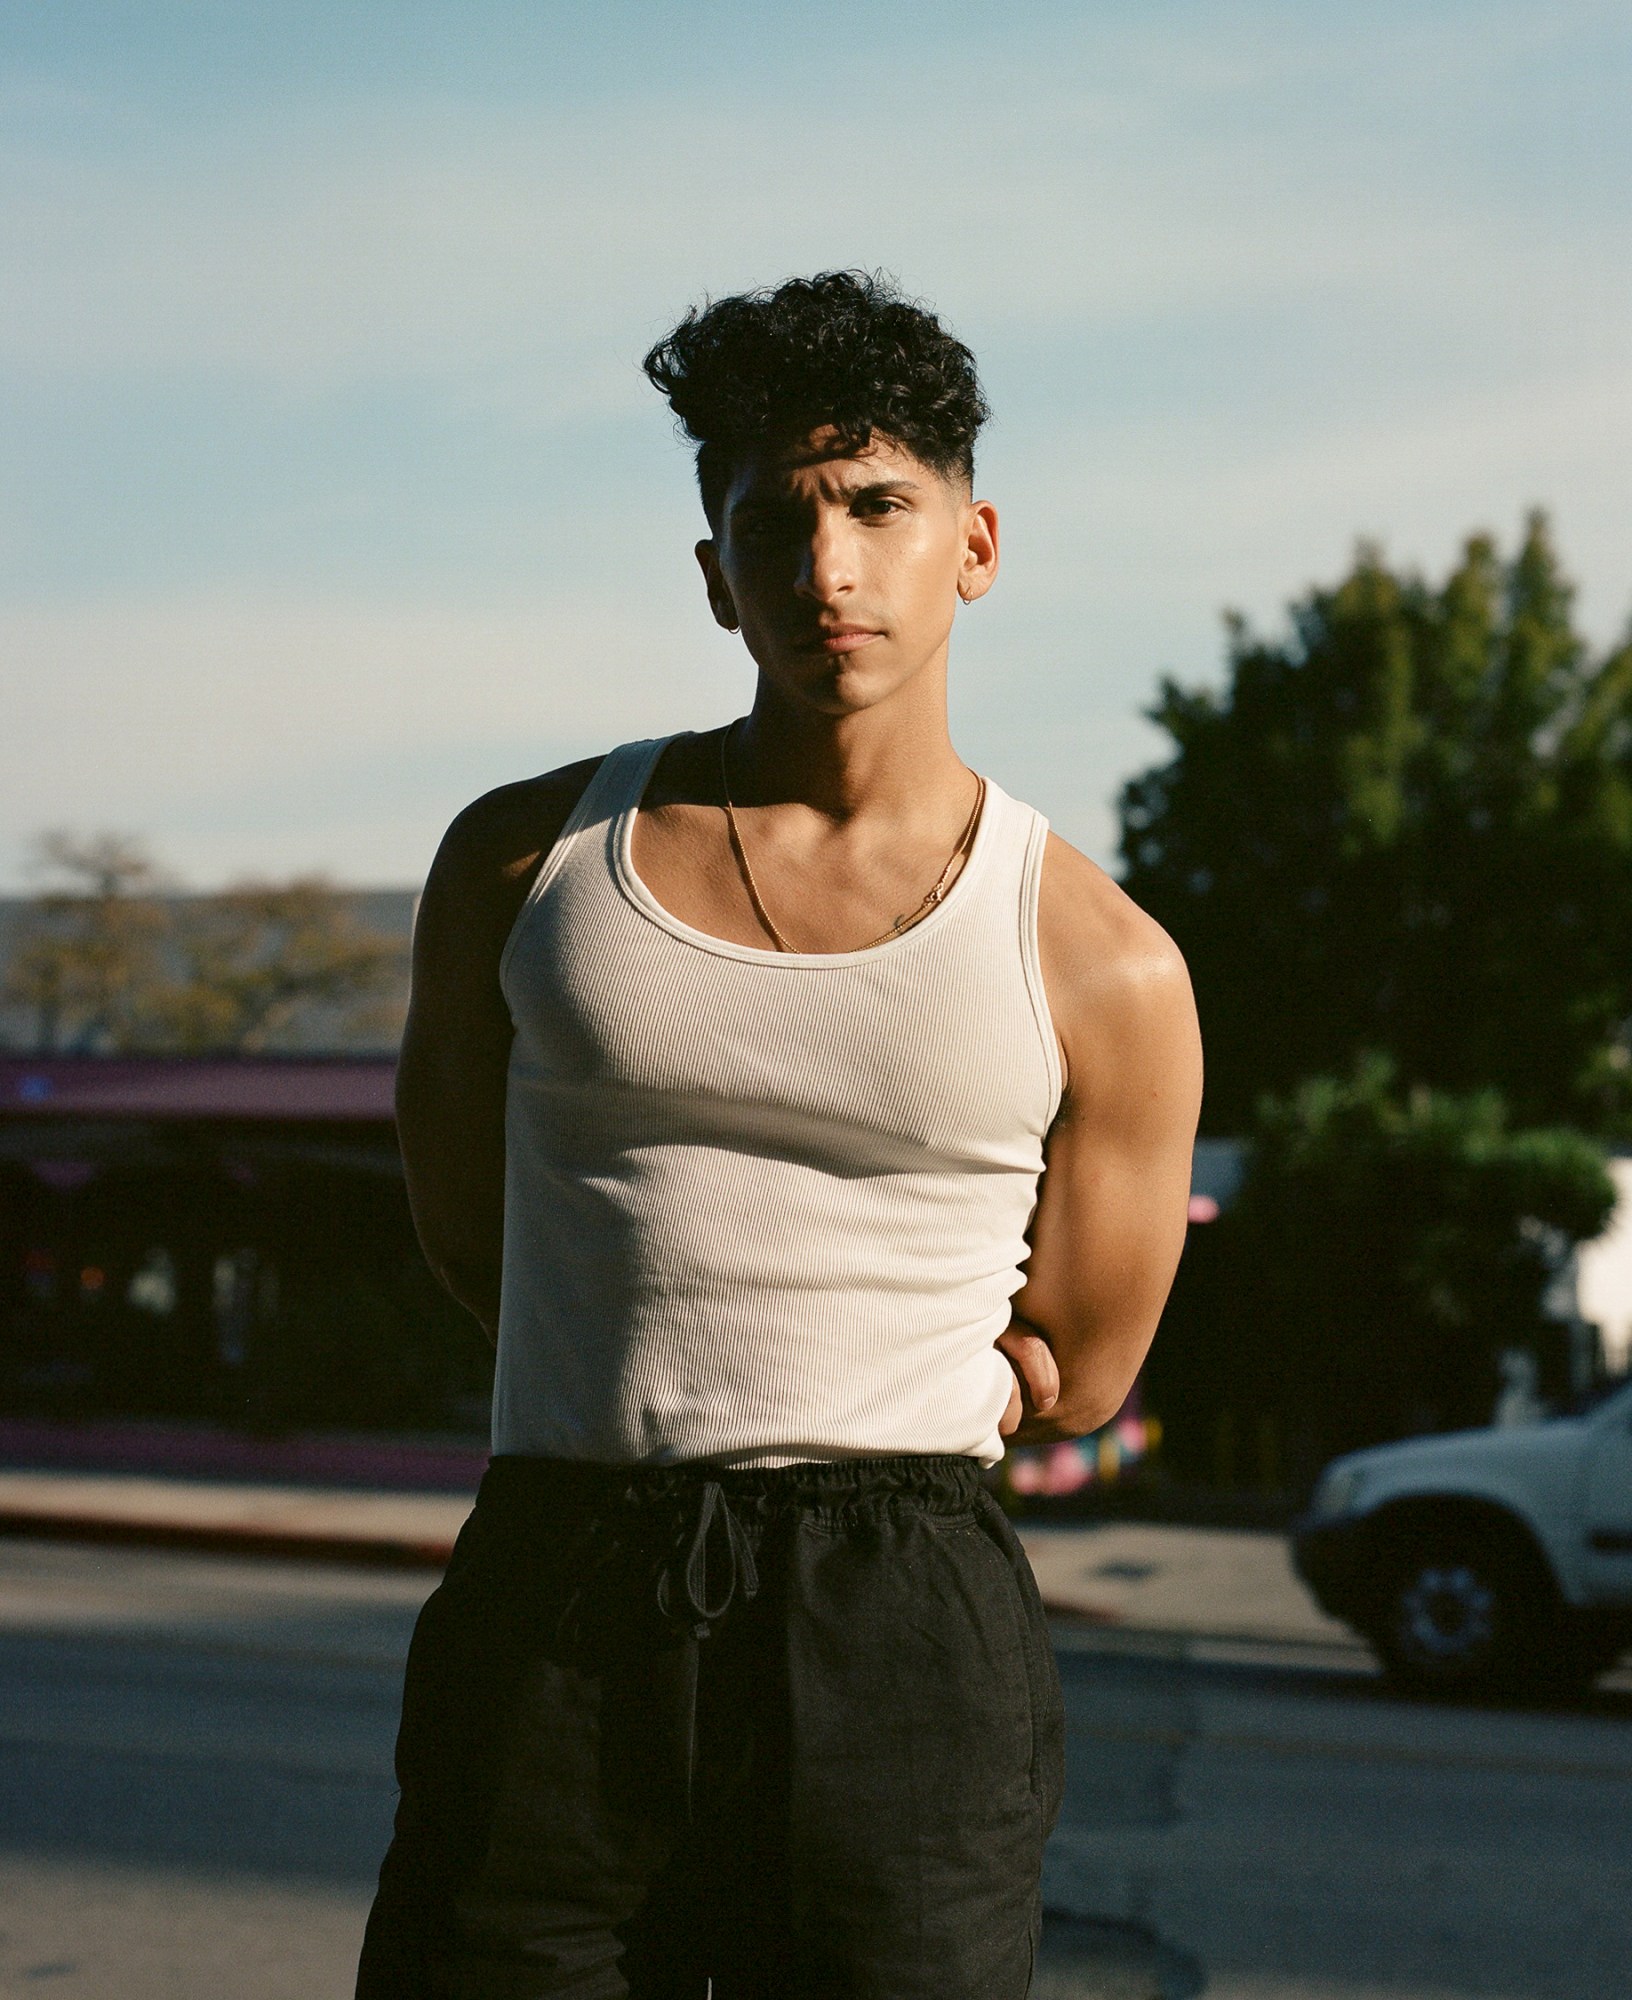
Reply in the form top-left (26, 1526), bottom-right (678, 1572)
top-left (655, 1479), bottom-right (760, 1640)
top-left (552, 1477), bottom-right (762, 1654)
top-left (651, 1479), bottom-right (761, 1822)
top-left (548, 1475), bottom-right (762, 1822)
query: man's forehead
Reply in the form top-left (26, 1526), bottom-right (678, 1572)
top-left (727, 431), bottom-right (950, 504)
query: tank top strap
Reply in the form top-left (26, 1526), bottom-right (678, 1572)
top-left (1011, 797), bottom-right (1062, 1113)
top-left (581, 735), bottom-right (670, 826)
top-left (499, 737), bottom-right (672, 987)
top-left (945, 781), bottom-right (1061, 1114)
top-left (945, 778), bottom-right (1043, 929)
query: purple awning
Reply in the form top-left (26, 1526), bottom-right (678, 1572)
top-left (0, 1056), bottom-right (397, 1124)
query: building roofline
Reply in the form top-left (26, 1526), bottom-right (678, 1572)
top-left (0, 1053), bottom-right (397, 1124)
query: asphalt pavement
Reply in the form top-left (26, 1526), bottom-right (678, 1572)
top-left (0, 1458), bottom-right (1357, 1649)
top-left (1, 1538), bottom-right (1629, 2000)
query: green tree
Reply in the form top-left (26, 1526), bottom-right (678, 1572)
top-left (1144, 1060), bottom-right (1618, 1484)
top-left (1120, 515), bottom-right (1632, 1132)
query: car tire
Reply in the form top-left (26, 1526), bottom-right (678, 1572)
top-left (1370, 1533), bottom-right (1568, 1699)
top-left (1565, 1629), bottom-right (1630, 1686)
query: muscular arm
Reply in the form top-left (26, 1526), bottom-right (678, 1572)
top-left (395, 760), bottom-right (601, 1341)
top-left (998, 835), bottom-right (1203, 1442)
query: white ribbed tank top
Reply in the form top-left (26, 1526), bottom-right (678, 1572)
top-left (493, 735), bottom-right (1063, 1468)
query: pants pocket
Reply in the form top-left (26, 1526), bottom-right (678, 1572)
top-left (973, 1493), bottom-right (1067, 1835)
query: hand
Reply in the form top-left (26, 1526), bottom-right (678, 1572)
top-left (439, 1257), bottom-right (502, 1350)
top-left (996, 1324), bottom-right (1060, 1438)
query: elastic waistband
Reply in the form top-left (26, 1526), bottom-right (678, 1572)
top-left (478, 1452), bottom-right (986, 1520)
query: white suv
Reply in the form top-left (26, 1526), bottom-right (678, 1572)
top-left (1292, 1378), bottom-right (1632, 1696)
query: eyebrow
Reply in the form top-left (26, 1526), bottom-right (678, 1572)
top-left (730, 475), bottom-right (925, 519)
top-left (841, 476), bottom-right (925, 501)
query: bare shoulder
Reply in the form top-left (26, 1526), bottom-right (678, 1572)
top-left (1037, 831), bottom-right (1190, 1005)
top-left (436, 757), bottom-right (605, 894)
top-left (414, 757), bottom-right (605, 991)
top-left (1036, 831), bottom-right (1200, 1106)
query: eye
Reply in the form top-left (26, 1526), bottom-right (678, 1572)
top-left (734, 511), bottom-right (787, 543)
top-left (732, 508), bottom-right (796, 548)
top-left (856, 496), bottom-right (905, 518)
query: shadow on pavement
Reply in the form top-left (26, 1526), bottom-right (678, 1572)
top-left (0, 1736), bottom-right (395, 1888)
top-left (1037, 1912), bottom-right (1206, 1998)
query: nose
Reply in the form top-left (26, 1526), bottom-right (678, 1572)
top-left (793, 516), bottom-right (856, 603)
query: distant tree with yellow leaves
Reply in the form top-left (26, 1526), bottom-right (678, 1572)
top-left (2, 832), bottom-right (407, 1054)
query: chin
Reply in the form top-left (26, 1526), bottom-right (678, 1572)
top-left (809, 680), bottom-right (900, 719)
top-left (783, 654), bottom-right (919, 717)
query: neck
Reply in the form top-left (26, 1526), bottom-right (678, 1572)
top-left (735, 665), bottom-right (968, 820)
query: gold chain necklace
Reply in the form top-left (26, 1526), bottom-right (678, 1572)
top-left (718, 723), bottom-right (986, 953)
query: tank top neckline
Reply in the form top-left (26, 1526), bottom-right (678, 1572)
top-left (612, 731), bottom-right (1004, 970)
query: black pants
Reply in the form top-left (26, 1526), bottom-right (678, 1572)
top-left (356, 1454), bottom-right (1064, 1998)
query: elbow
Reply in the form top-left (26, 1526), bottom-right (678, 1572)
top-left (1009, 1381), bottom-right (1129, 1447)
top-left (1046, 1347), bottom-right (1150, 1439)
top-left (1056, 1304), bottom-right (1169, 1438)
top-left (1045, 1392), bottom-right (1127, 1441)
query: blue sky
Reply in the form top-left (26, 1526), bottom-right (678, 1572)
top-left (5, 0), bottom-right (1630, 888)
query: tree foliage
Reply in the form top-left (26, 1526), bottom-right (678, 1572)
top-left (1120, 515), bottom-right (1632, 1132)
top-left (1144, 1059), bottom-right (1618, 1483)
top-left (2, 832), bottom-right (407, 1054)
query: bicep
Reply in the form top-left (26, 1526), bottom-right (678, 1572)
top-left (394, 765), bottom-right (603, 1324)
top-left (1021, 1078), bottom-right (1195, 1338)
top-left (397, 820), bottom-right (518, 1132)
top-left (399, 756), bottom-right (601, 1064)
top-left (394, 794), bottom-right (555, 1247)
top-left (1014, 946), bottom-right (1202, 1425)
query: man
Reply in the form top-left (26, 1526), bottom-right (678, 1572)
top-left (358, 270), bottom-right (1201, 1998)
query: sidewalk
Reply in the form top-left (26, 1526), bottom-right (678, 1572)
top-left (0, 1429), bottom-right (1356, 1653)
top-left (1020, 1517), bottom-right (1356, 1652)
top-left (0, 1418), bottom-right (482, 1567)
top-left (0, 1468), bottom-right (473, 1567)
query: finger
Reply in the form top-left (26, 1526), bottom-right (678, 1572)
top-left (999, 1373), bottom-right (1023, 1437)
top-left (995, 1328), bottom-right (1059, 1412)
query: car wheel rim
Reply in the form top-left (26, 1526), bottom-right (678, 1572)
top-left (1396, 1563), bottom-right (1497, 1670)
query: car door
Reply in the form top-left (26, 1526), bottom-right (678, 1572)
top-left (1580, 1386), bottom-right (1632, 1604)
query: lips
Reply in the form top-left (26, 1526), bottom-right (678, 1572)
top-left (799, 627), bottom-right (881, 654)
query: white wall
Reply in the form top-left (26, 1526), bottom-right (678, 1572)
top-left (1578, 1156), bottom-right (1632, 1376)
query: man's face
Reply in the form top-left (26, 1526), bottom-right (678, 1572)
top-left (696, 429), bottom-right (998, 717)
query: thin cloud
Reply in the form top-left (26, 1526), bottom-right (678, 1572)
top-left (4, 47), bottom-right (1626, 390)
top-left (3, 0), bottom-right (1630, 887)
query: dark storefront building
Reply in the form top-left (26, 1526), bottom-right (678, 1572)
top-left (0, 1056), bottom-right (489, 1433)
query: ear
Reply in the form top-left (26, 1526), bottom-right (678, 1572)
top-left (957, 500), bottom-right (1000, 606)
top-left (695, 539), bottom-right (739, 633)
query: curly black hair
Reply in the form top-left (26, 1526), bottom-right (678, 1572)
top-left (642, 270), bottom-right (990, 525)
